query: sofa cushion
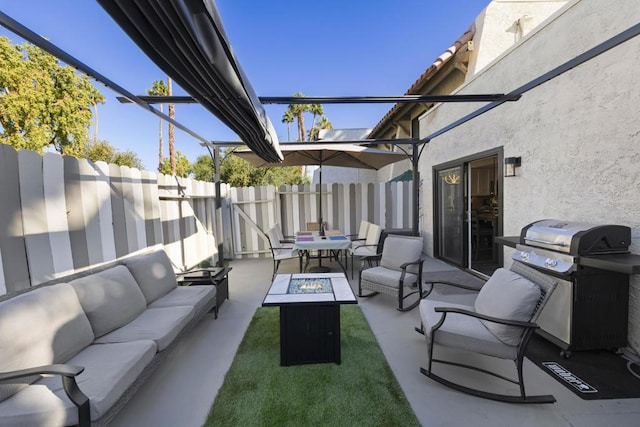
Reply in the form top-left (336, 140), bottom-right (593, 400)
top-left (70, 266), bottom-right (147, 338)
top-left (0, 340), bottom-right (157, 425)
top-left (94, 306), bottom-right (194, 351)
top-left (124, 250), bottom-right (178, 304)
top-left (0, 283), bottom-right (94, 402)
top-left (474, 268), bottom-right (542, 346)
top-left (149, 285), bottom-right (217, 315)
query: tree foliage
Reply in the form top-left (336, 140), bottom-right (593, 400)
top-left (192, 154), bottom-right (214, 182)
top-left (0, 36), bottom-right (105, 155)
top-left (83, 139), bottom-right (143, 169)
top-left (160, 150), bottom-right (191, 177)
top-left (217, 149), bottom-right (309, 187)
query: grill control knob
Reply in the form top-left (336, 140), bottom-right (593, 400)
top-left (545, 258), bottom-right (558, 267)
top-left (520, 251), bottom-right (530, 261)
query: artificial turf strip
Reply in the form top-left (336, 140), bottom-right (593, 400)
top-left (205, 305), bottom-right (420, 426)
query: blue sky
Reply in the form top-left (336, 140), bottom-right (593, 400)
top-left (0, 1), bottom-right (489, 171)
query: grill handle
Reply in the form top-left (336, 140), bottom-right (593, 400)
top-left (525, 237), bottom-right (568, 247)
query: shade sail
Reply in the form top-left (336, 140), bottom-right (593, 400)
top-left (98, 0), bottom-right (282, 162)
top-left (233, 143), bottom-right (407, 170)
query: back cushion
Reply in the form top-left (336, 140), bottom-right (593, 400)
top-left (380, 235), bottom-right (423, 273)
top-left (365, 224), bottom-right (381, 245)
top-left (0, 283), bottom-right (94, 401)
top-left (70, 265), bottom-right (147, 338)
top-left (124, 250), bottom-right (178, 304)
top-left (474, 268), bottom-right (542, 346)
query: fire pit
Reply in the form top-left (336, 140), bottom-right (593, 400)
top-left (288, 278), bottom-right (333, 294)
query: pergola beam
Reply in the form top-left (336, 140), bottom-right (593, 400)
top-left (119, 94), bottom-right (521, 105)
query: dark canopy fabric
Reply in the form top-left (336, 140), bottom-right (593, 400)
top-left (98, 0), bottom-right (283, 163)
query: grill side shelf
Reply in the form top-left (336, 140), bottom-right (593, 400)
top-left (579, 254), bottom-right (640, 275)
top-left (495, 236), bottom-right (519, 248)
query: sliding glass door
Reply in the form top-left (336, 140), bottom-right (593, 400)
top-left (436, 166), bottom-right (465, 265)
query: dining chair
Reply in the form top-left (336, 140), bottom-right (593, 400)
top-left (349, 223), bottom-right (381, 279)
top-left (344, 220), bottom-right (370, 271)
top-left (266, 226), bottom-right (302, 279)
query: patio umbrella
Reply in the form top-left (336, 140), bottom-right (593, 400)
top-left (234, 143), bottom-right (408, 231)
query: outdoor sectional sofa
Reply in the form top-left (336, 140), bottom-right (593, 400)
top-left (0, 249), bottom-right (218, 426)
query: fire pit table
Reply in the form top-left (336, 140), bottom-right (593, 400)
top-left (262, 273), bottom-right (357, 366)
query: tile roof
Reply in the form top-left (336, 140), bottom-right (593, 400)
top-left (369, 23), bottom-right (476, 137)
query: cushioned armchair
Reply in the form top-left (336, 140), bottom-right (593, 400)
top-left (417, 261), bottom-right (558, 403)
top-left (358, 234), bottom-right (425, 311)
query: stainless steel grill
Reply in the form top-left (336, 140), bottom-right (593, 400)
top-left (510, 220), bottom-right (631, 357)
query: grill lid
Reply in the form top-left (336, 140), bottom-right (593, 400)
top-left (520, 219), bottom-right (631, 255)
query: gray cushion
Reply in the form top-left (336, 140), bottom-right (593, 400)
top-left (380, 235), bottom-right (422, 273)
top-left (70, 266), bottom-right (147, 338)
top-left (94, 306), bottom-right (194, 351)
top-left (149, 285), bottom-right (217, 315)
top-left (0, 340), bottom-right (157, 425)
top-left (474, 268), bottom-right (541, 346)
top-left (0, 283), bottom-right (94, 402)
top-left (124, 250), bottom-right (178, 304)
top-left (361, 266), bottom-right (418, 288)
top-left (420, 299), bottom-right (518, 360)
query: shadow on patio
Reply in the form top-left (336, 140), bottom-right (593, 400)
top-left (110, 256), bottom-right (640, 427)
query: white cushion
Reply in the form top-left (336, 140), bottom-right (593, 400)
top-left (0, 283), bottom-right (94, 402)
top-left (474, 268), bottom-right (541, 346)
top-left (70, 266), bottom-right (147, 338)
top-left (124, 250), bottom-right (178, 304)
top-left (95, 306), bottom-right (194, 351)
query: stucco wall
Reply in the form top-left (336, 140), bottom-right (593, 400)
top-left (468, 0), bottom-right (569, 75)
top-left (418, 0), bottom-right (640, 351)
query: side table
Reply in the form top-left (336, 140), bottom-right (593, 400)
top-left (176, 267), bottom-right (232, 310)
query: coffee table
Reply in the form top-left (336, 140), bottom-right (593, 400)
top-left (262, 272), bottom-right (357, 366)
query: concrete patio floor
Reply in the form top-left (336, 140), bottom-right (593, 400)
top-left (110, 256), bottom-right (640, 427)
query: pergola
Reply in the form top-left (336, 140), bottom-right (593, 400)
top-left (1, 0), bottom-right (638, 257)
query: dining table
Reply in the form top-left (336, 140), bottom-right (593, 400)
top-left (293, 230), bottom-right (352, 274)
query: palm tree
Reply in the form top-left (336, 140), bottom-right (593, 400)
top-left (288, 91), bottom-right (310, 142)
top-left (281, 110), bottom-right (295, 141)
top-left (309, 115), bottom-right (333, 141)
top-left (167, 77), bottom-right (176, 176)
top-left (147, 80), bottom-right (168, 172)
top-left (308, 103), bottom-right (324, 136)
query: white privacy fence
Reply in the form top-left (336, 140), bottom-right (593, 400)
top-left (0, 145), bottom-right (412, 295)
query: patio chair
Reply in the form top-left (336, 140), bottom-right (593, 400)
top-left (349, 223), bottom-right (382, 279)
top-left (358, 234), bottom-right (425, 311)
top-left (266, 226), bottom-right (302, 279)
top-left (343, 220), bottom-right (370, 270)
top-left (273, 222), bottom-right (295, 248)
top-left (416, 261), bottom-right (558, 403)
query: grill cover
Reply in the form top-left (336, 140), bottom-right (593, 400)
top-left (520, 219), bottom-right (630, 255)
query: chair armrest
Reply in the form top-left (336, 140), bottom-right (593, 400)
top-left (434, 307), bottom-right (539, 329)
top-left (0, 364), bottom-right (84, 381)
top-left (0, 363), bottom-right (90, 426)
top-left (400, 258), bottom-right (424, 269)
